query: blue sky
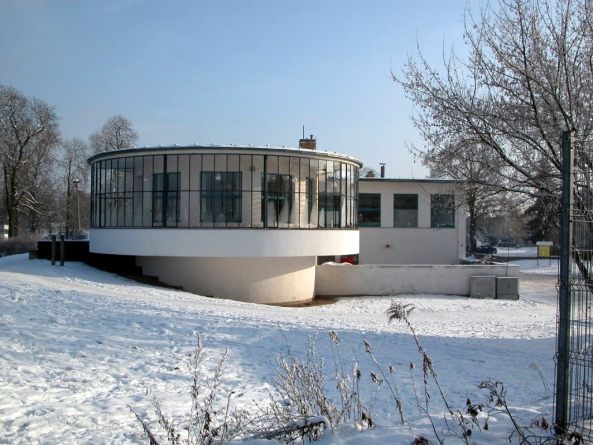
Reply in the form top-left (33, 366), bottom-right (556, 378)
top-left (0, 0), bottom-right (468, 178)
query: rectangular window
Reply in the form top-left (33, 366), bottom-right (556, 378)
top-left (394, 194), bottom-right (418, 228)
top-left (262, 173), bottom-right (292, 227)
top-left (201, 172), bottom-right (242, 223)
top-left (358, 193), bottom-right (381, 227)
top-left (431, 194), bottom-right (455, 228)
top-left (152, 172), bottom-right (180, 226)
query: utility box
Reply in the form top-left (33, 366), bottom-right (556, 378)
top-left (470, 276), bottom-right (496, 299)
top-left (496, 276), bottom-right (519, 300)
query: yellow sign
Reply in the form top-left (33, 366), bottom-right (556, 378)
top-left (537, 245), bottom-right (551, 257)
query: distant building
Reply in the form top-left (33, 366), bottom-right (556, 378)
top-left (88, 144), bottom-right (361, 305)
top-left (358, 178), bottom-right (466, 264)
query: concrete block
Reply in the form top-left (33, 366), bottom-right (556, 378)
top-left (470, 276), bottom-right (496, 299)
top-left (496, 276), bottom-right (519, 300)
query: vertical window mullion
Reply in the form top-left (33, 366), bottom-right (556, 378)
top-left (141, 156), bottom-right (144, 227)
top-left (225, 154), bottom-right (228, 228)
top-left (124, 157), bottom-right (127, 227)
top-left (162, 156), bottom-right (168, 227)
top-left (188, 155), bottom-right (192, 227)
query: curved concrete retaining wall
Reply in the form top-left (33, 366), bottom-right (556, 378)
top-left (137, 256), bottom-right (316, 305)
top-left (315, 263), bottom-right (520, 297)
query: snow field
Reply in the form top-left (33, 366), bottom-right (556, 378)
top-left (0, 254), bottom-right (558, 444)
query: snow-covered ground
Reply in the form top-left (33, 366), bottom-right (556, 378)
top-left (0, 254), bottom-right (559, 444)
top-left (493, 246), bottom-right (539, 257)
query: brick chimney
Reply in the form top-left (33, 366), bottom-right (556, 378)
top-left (299, 134), bottom-right (316, 150)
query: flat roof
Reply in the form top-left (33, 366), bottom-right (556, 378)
top-left (360, 177), bottom-right (464, 184)
top-left (88, 144), bottom-right (363, 166)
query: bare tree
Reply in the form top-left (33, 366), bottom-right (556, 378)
top-left (59, 138), bottom-right (89, 236)
top-left (89, 115), bottom-right (138, 153)
top-left (398, 0), bottom-right (593, 198)
top-left (0, 86), bottom-right (60, 237)
top-left (359, 167), bottom-right (378, 178)
top-left (419, 139), bottom-right (511, 251)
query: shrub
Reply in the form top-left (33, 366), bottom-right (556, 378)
top-left (0, 237), bottom-right (36, 257)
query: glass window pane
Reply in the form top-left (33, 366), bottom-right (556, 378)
top-left (133, 191), bottom-right (142, 226)
top-left (200, 172), bottom-right (242, 224)
top-left (167, 154), bottom-right (177, 174)
top-left (394, 194), bottom-right (418, 228)
top-left (228, 154), bottom-right (239, 171)
top-left (153, 155), bottom-right (164, 175)
top-left (202, 154), bottom-right (214, 172)
top-left (251, 155), bottom-right (264, 228)
top-left (124, 194), bottom-right (133, 226)
top-left (165, 172), bottom-right (180, 227)
top-left (133, 157), bottom-right (143, 192)
top-left (278, 156), bottom-right (290, 175)
top-left (143, 191), bottom-right (152, 227)
top-left (267, 155), bottom-right (278, 175)
top-left (179, 155), bottom-right (189, 191)
top-left (117, 157), bottom-right (125, 194)
top-left (142, 157), bottom-right (153, 227)
top-left (214, 154), bottom-right (227, 172)
top-left (125, 157), bottom-right (134, 193)
top-left (152, 173), bottom-right (164, 226)
top-left (189, 191), bottom-right (200, 227)
top-left (239, 155), bottom-right (252, 227)
top-left (178, 191), bottom-right (189, 227)
top-left (190, 155), bottom-right (201, 190)
top-left (308, 158), bottom-right (319, 227)
top-left (318, 160), bottom-right (327, 227)
top-left (262, 173), bottom-right (293, 228)
top-left (431, 194), bottom-right (455, 228)
top-left (358, 193), bottom-right (381, 226)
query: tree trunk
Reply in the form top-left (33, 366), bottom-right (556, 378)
top-left (467, 193), bottom-right (477, 252)
top-left (4, 166), bottom-right (19, 238)
top-left (7, 206), bottom-right (18, 237)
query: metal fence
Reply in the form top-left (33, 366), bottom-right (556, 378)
top-left (555, 131), bottom-right (593, 440)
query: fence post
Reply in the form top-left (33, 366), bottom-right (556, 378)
top-left (51, 235), bottom-right (56, 266)
top-left (59, 234), bottom-right (65, 266)
top-left (555, 130), bottom-right (573, 433)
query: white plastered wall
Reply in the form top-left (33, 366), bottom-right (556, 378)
top-left (316, 263), bottom-right (519, 296)
top-left (358, 180), bottom-right (466, 264)
top-left (89, 228), bottom-right (359, 257)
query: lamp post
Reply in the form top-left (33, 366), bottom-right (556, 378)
top-left (72, 179), bottom-right (81, 233)
top-left (65, 178), bottom-right (71, 238)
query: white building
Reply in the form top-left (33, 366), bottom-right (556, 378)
top-left (88, 143), bottom-right (361, 305)
top-left (358, 178), bottom-right (466, 265)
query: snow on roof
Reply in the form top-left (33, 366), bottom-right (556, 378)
top-left (88, 144), bottom-right (363, 166)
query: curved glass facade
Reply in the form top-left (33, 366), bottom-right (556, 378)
top-left (90, 150), bottom-right (360, 229)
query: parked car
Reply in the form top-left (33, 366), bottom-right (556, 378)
top-left (474, 245), bottom-right (498, 255)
